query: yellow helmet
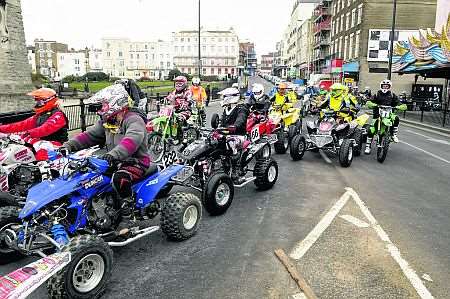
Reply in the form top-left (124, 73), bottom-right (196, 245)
top-left (330, 83), bottom-right (346, 98)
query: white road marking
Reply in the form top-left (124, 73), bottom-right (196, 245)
top-left (339, 214), bottom-right (370, 228)
top-left (405, 130), bottom-right (450, 145)
top-left (422, 274), bottom-right (433, 282)
top-left (291, 292), bottom-right (307, 299)
top-left (345, 187), bottom-right (435, 299)
top-left (289, 191), bottom-right (351, 260)
top-left (400, 140), bottom-right (450, 164)
top-left (319, 149), bottom-right (332, 164)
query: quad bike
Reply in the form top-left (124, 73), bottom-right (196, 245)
top-left (163, 127), bottom-right (279, 216)
top-left (366, 102), bottom-right (407, 163)
top-left (268, 103), bottom-right (302, 153)
top-left (0, 154), bottom-right (202, 298)
top-left (290, 109), bottom-right (356, 167)
top-left (147, 104), bottom-right (200, 162)
top-left (245, 110), bottom-right (279, 158)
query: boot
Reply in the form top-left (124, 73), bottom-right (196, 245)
top-left (364, 138), bottom-right (372, 154)
top-left (116, 198), bottom-right (136, 234)
top-left (392, 127), bottom-right (399, 143)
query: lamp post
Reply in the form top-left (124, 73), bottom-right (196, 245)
top-left (387, 0), bottom-right (397, 80)
top-left (198, 0), bottom-right (201, 77)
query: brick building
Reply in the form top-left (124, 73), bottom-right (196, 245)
top-left (34, 39), bottom-right (69, 79)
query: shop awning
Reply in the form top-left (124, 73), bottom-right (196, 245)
top-left (343, 61), bottom-right (359, 73)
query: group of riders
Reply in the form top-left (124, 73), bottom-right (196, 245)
top-left (0, 76), bottom-right (402, 227)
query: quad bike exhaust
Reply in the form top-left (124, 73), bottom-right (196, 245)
top-left (233, 176), bottom-right (256, 188)
top-left (108, 226), bottom-right (160, 247)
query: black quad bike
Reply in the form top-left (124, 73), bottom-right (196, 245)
top-left (290, 109), bottom-right (357, 167)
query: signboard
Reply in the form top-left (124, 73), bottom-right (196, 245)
top-left (331, 59), bottom-right (343, 74)
top-left (367, 29), bottom-right (419, 62)
top-left (344, 78), bottom-right (354, 83)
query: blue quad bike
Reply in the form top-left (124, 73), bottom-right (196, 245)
top-left (0, 155), bottom-right (202, 298)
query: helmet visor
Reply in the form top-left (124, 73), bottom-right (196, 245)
top-left (381, 84), bottom-right (391, 90)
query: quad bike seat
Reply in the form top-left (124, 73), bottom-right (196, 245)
top-left (144, 164), bottom-right (159, 177)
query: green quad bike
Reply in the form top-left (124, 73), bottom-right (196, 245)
top-left (147, 105), bottom-right (200, 162)
top-left (367, 101), bottom-right (406, 163)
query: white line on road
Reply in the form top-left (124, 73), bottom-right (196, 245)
top-left (400, 140), bottom-right (450, 164)
top-left (345, 187), bottom-right (435, 299)
top-left (405, 130), bottom-right (450, 145)
top-left (319, 149), bottom-right (332, 164)
top-left (339, 214), bottom-right (370, 228)
top-left (291, 292), bottom-right (307, 299)
top-left (289, 191), bottom-right (351, 260)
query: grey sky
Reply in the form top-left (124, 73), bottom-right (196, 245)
top-left (22, 0), bottom-right (294, 56)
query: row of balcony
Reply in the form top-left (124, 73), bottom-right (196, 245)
top-left (313, 20), bottom-right (331, 34)
top-left (314, 38), bottom-right (331, 48)
top-left (313, 6), bottom-right (331, 19)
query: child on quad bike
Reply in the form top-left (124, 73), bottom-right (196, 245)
top-left (165, 76), bottom-right (195, 125)
top-left (317, 83), bottom-right (353, 121)
top-left (60, 84), bottom-right (151, 230)
top-left (190, 77), bottom-right (207, 126)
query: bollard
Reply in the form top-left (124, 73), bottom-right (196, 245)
top-left (156, 93), bottom-right (161, 113)
top-left (420, 103), bottom-right (424, 122)
top-left (80, 98), bottom-right (87, 132)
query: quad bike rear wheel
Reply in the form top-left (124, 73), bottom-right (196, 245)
top-left (156, 183), bottom-right (174, 198)
top-left (255, 143), bottom-right (271, 160)
top-left (211, 113), bottom-right (220, 129)
top-left (254, 158), bottom-right (278, 191)
top-left (0, 206), bottom-right (24, 265)
top-left (339, 139), bottom-right (354, 168)
top-left (290, 135), bottom-right (306, 161)
top-left (47, 235), bottom-right (113, 299)
top-left (161, 192), bottom-right (202, 240)
top-left (202, 172), bottom-right (235, 216)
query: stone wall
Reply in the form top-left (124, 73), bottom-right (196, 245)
top-left (0, 0), bottom-right (33, 113)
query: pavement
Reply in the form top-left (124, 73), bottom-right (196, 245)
top-left (1, 76), bottom-right (449, 299)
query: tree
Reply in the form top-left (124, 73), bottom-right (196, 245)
top-left (80, 72), bottom-right (109, 82)
top-left (168, 69), bottom-right (182, 80)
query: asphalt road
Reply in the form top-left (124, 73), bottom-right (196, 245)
top-left (1, 76), bottom-right (449, 299)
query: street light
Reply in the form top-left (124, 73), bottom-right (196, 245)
top-left (198, 0), bottom-right (201, 77)
top-left (387, 0), bottom-right (397, 80)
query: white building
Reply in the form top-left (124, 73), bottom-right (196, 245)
top-left (27, 46), bottom-right (36, 73)
top-left (102, 38), bottom-right (173, 80)
top-left (56, 51), bottom-right (87, 78)
top-left (172, 28), bottom-right (239, 78)
top-left (88, 49), bottom-right (103, 72)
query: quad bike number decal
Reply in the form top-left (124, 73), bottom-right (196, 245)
top-left (250, 127), bottom-right (260, 142)
top-left (162, 150), bottom-right (177, 168)
top-left (380, 109), bottom-right (391, 118)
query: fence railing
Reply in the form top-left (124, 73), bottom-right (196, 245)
top-left (400, 101), bottom-right (450, 128)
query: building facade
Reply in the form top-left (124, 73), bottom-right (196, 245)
top-left (34, 39), bottom-right (68, 78)
top-left (239, 41), bottom-right (257, 76)
top-left (330, 0), bottom-right (439, 92)
top-left (173, 29), bottom-right (239, 78)
top-left (297, 18), bottom-right (314, 79)
top-left (27, 46), bottom-right (36, 73)
top-left (88, 48), bottom-right (103, 72)
top-left (313, 0), bottom-right (332, 74)
top-left (56, 51), bottom-right (87, 78)
top-left (261, 52), bottom-right (275, 74)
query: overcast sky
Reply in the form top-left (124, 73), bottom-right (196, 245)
top-left (22, 0), bottom-right (294, 56)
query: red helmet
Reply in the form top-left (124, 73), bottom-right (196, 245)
top-left (174, 76), bottom-right (188, 92)
top-left (27, 88), bottom-right (58, 114)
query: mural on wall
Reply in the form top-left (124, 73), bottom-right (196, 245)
top-left (0, 0), bottom-right (8, 43)
top-left (393, 13), bottom-right (450, 73)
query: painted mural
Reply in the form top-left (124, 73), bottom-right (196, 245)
top-left (393, 13), bottom-right (450, 73)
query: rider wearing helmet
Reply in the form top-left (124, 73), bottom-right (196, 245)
top-left (0, 88), bottom-right (69, 144)
top-left (218, 87), bottom-right (249, 135)
top-left (165, 76), bottom-right (194, 123)
top-left (246, 83), bottom-right (271, 113)
top-left (318, 83), bottom-right (352, 120)
top-left (190, 77), bottom-right (207, 124)
top-left (345, 85), bottom-right (360, 115)
top-left (115, 78), bottom-right (148, 114)
top-left (365, 79), bottom-right (401, 154)
top-left (62, 84), bottom-right (151, 228)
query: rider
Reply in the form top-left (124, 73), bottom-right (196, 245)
top-left (270, 82), bottom-right (291, 111)
top-left (246, 83), bottom-right (271, 114)
top-left (317, 83), bottom-right (352, 121)
top-left (190, 77), bottom-right (207, 125)
top-left (61, 84), bottom-right (150, 229)
top-left (345, 85), bottom-right (360, 116)
top-left (165, 76), bottom-right (194, 124)
top-left (0, 88), bottom-right (69, 144)
top-left (219, 87), bottom-right (249, 135)
top-left (364, 80), bottom-right (401, 154)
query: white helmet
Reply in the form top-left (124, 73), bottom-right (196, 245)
top-left (90, 84), bottom-right (130, 124)
top-left (192, 77), bottom-right (200, 86)
top-left (380, 80), bottom-right (392, 94)
top-left (251, 83), bottom-right (265, 100)
top-left (232, 83), bottom-right (239, 89)
top-left (218, 87), bottom-right (240, 107)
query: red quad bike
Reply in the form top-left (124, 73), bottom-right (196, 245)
top-left (167, 127), bottom-right (279, 216)
top-left (245, 110), bottom-right (280, 159)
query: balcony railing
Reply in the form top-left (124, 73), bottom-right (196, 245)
top-left (314, 20), bottom-right (331, 33)
top-left (313, 7), bottom-right (330, 18)
top-left (314, 38), bottom-right (331, 48)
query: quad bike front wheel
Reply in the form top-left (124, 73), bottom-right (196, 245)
top-left (377, 135), bottom-right (390, 163)
top-left (161, 192), bottom-right (202, 241)
top-left (0, 206), bottom-right (24, 265)
top-left (47, 235), bottom-right (113, 299)
top-left (148, 133), bottom-right (165, 162)
top-left (290, 135), bottom-right (306, 161)
top-left (353, 128), bottom-right (363, 157)
top-left (183, 127), bottom-right (199, 143)
top-left (274, 129), bottom-right (289, 154)
top-left (254, 158), bottom-right (278, 191)
top-left (339, 139), bottom-right (354, 168)
top-left (202, 172), bottom-right (235, 216)
top-left (288, 120), bottom-right (302, 144)
top-left (211, 113), bottom-right (220, 129)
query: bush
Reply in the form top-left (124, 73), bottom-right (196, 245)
top-left (201, 75), bottom-right (220, 82)
top-left (80, 72), bottom-right (109, 82)
top-left (109, 77), bottom-right (120, 82)
top-left (61, 75), bottom-right (80, 83)
top-left (137, 77), bottom-right (152, 82)
top-left (168, 69), bottom-right (182, 80)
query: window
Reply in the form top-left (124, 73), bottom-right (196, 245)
top-left (211, 38), bottom-right (215, 42)
top-left (202, 46), bottom-right (206, 52)
top-left (181, 68), bottom-right (185, 72)
top-left (231, 46), bottom-right (235, 52)
top-left (137, 54), bottom-right (140, 59)
top-left (211, 68), bottom-right (214, 75)
top-left (187, 38), bottom-right (190, 42)
top-left (357, 4), bottom-right (363, 24)
top-left (74, 59), bottom-right (80, 65)
top-left (175, 46), bottom-right (178, 53)
top-left (60, 55), bottom-right (64, 61)
top-left (351, 9), bottom-right (356, 27)
top-left (203, 38), bottom-right (206, 43)
top-left (344, 36), bottom-right (348, 60)
top-left (225, 68), bottom-right (228, 73)
top-left (145, 54), bottom-right (148, 59)
top-left (40, 52), bottom-right (44, 58)
top-left (188, 46), bottom-right (191, 52)
top-left (225, 46), bottom-right (228, 53)
top-left (210, 45), bottom-right (215, 52)
top-left (160, 54), bottom-right (163, 59)
top-left (130, 54), bottom-right (133, 59)
top-left (355, 30), bottom-right (360, 57)
top-left (340, 16), bottom-right (343, 31)
top-left (47, 44), bottom-right (51, 50)
top-left (346, 13), bottom-right (350, 31)
top-left (181, 38), bottom-right (184, 42)
top-left (119, 51), bottom-right (123, 57)
top-left (203, 68), bottom-right (206, 74)
top-left (347, 0), bottom-right (351, 7)
top-left (167, 62), bottom-right (170, 68)
top-left (119, 61), bottom-right (124, 66)
top-left (349, 33), bottom-right (354, 58)
top-left (181, 46), bottom-right (184, 53)
top-left (218, 68), bottom-right (222, 75)
top-left (145, 44), bottom-right (148, 49)
top-left (339, 36), bottom-right (343, 58)
top-left (107, 52), bottom-right (110, 57)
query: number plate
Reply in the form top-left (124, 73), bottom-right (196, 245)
top-left (162, 150), bottom-right (177, 168)
top-left (250, 127), bottom-right (260, 142)
top-left (380, 108), bottom-right (392, 118)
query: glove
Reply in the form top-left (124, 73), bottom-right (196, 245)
top-left (59, 146), bottom-right (70, 157)
top-left (101, 154), bottom-right (115, 166)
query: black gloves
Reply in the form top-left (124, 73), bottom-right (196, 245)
top-left (101, 154), bottom-right (115, 166)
